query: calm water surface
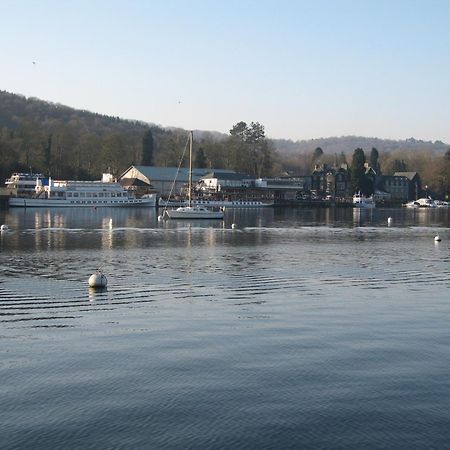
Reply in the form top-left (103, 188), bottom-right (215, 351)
top-left (0, 206), bottom-right (449, 449)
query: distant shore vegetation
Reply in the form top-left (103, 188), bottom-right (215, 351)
top-left (0, 90), bottom-right (449, 196)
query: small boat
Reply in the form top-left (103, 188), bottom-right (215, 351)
top-left (165, 132), bottom-right (224, 220)
top-left (353, 192), bottom-right (375, 208)
top-left (403, 198), bottom-right (437, 208)
top-left (7, 173), bottom-right (157, 207)
top-left (434, 200), bottom-right (449, 208)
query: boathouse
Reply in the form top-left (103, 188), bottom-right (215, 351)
top-left (119, 166), bottom-right (237, 197)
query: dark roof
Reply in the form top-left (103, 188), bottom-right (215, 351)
top-left (120, 178), bottom-right (152, 187)
top-left (394, 172), bottom-right (419, 180)
top-left (202, 171), bottom-right (252, 180)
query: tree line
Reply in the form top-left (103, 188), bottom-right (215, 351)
top-left (0, 90), bottom-right (448, 197)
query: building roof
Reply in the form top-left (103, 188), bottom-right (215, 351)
top-left (120, 165), bottom-right (236, 183)
top-left (394, 171), bottom-right (419, 180)
top-left (202, 171), bottom-right (252, 181)
top-left (120, 178), bottom-right (152, 187)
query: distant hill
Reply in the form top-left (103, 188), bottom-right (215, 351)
top-left (2, 90), bottom-right (447, 159)
top-left (0, 90), bottom-right (152, 137)
top-left (272, 136), bottom-right (449, 156)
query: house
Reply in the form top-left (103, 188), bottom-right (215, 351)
top-left (255, 176), bottom-right (312, 202)
top-left (311, 164), bottom-right (351, 199)
top-left (380, 172), bottom-right (421, 203)
top-left (381, 175), bottom-right (410, 202)
top-left (393, 172), bottom-right (421, 200)
top-left (196, 171), bottom-right (274, 202)
top-left (197, 171), bottom-right (254, 192)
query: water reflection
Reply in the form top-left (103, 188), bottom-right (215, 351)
top-left (88, 286), bottom-right (109, 300)
top-left (0, 206), bottom-right (448, 254)
top-left (100, 217), bottom-right (113, 250)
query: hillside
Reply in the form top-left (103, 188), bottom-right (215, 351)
top-left (273, 135), bottom-right (449, 156)
top-left (1, 90), bottom-right (448, 185)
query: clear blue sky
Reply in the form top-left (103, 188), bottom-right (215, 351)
top-left (2, 0), bottom-right (450, 143)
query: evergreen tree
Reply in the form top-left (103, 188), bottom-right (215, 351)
top-left (311, 147), bottom-right (324, 166)
top-left (142, 129), bottom-right (154, 166)
top-left (42, 133), bottom-right (52, 176)
top-left (351, 148), bottom-right (372, 194)
top-left (194, 147), bottom-right (207, 168)
top-left (369, 147), bottom-right (380, 174)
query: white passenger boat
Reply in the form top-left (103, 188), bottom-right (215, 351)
top-left (159, 198), bottom-right (274, 208)
top-left (5, 172), bottom-right (46, 196)
top-left (353, 192), bottom-right (375, 208)
top-left (7, 173), bottom-right (156, 207)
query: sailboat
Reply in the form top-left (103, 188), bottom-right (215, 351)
top-left (165, 131), bottom-right (224, 219)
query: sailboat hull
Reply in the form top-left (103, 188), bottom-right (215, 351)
top-left (166, 206), bottom-right (224, 219)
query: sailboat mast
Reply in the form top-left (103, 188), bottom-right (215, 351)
top-left (188, 131), bottom-right (193, 207)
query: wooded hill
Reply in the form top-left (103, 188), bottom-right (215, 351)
top-left (0, 91), bottom-right (277, 182)
top-left (1, 90), bottom-right (449, 194)
top-left (275, 135), bottom-right (448, 156)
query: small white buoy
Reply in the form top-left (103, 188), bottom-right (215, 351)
top-left (387, 217), bottom-right (393, 225)
top-left (434, 235), bottom-right (442, 242)
top-left (231, 223), bottom-right (237, 229)
top-left (88, 270), bottom-right (108, 288)
top-left (0, 224), bottom-right (8, 232)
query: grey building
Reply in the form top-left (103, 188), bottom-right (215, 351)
top-left (119, 166), bottom-right (237, 197)
top-left (393, 172), bottom-right (421, 200)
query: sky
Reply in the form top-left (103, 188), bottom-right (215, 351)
top-left (1, 0), bottom-right (450, 143)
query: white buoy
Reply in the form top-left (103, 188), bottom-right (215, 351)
top-left (434, 235), bottom-right (442, 242)
top-left (88, 270), bottom-right (108, 288)
top-left (387, 217), bottom-right (393, 225)
top-left (0, 224), bottom-right (8, 232)
top-left (231, 223), bottom-right (237, 229)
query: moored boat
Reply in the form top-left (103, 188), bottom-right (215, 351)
top-left (353, 192), bottom-right (375, 208)
top-left (165, 132), bottom-right (224, 220)
top-left (403, 198), bottom-right (437, 208)
top-left (159, 198), bottom-right (274, 208)
top-left (7, 173), bottom-right (157, 207)
top-left (165, 205), bottom-right (224, 219)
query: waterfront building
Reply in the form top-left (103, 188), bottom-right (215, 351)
top-left (119, 166), bottom-right (235, 197)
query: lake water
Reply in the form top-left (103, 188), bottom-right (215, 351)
top-left (0, 206), bottom-right (449, 449)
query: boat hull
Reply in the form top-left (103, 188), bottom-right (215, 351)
top-left (9, 196), bottom-right (156, 207)
top-left (353, 193), bottom-right (375, 208)
top-left (166, 206), bottom-right (224, 219)
top-left (159, 199), bottom-right (274, 208)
